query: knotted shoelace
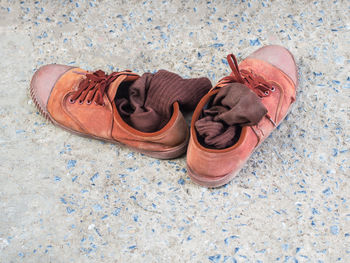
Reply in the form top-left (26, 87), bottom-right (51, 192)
top-left (217, 54), bottom-right (280, 98)
top-left (69, 70), bottom-right (134, 106)
top-left (216, 54), bottom-right (282, 127)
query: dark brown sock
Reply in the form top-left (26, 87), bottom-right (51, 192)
top-left (195, 83), bottom-right (267, 149)
top-left (117, 70), bottom-right (212, 132)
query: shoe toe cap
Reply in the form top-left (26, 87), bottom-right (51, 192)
top-left (248, 45), bottom-right (298, 86)
top-left (30, 64), bottom-right (73, 114)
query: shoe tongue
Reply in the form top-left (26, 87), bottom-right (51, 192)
top-left (195, 83), bottom-right (267, 149)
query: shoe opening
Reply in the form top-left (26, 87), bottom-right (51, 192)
top-left (195, 83), bottom-right (267, 149)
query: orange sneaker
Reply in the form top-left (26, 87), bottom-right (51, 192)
top-left (187, 45), bottom-right (298, 187)
top-left (30, 65), bottom-right (198, 159)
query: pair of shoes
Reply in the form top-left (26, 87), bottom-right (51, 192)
top-left (30, 45), bottom-right (298, 187)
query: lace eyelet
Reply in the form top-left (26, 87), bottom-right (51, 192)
top-left (271, 87), bottom-right (275, 92)
top-left (69, 98), bottom-right (76, 104)
top-left (86, 100), bottom-right (92, 105)
top-left (264, 91), bottom-right (269, 96)
top-left (79, 100), bottom-right (84, 104)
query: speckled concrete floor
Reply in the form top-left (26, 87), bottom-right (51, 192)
top-left (0, 0), bottom-right (349, 262)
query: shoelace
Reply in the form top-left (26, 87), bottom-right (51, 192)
top-left (216, 54), bottom-right (284, 129)
top-left (217, 54), bottom-right (281, 98)
top-left (69, 70), bottom-right (135, 106)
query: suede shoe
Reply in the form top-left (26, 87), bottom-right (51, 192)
top-left (30, 66), bottom-right (191, 159)
top-left (187, 45), bottom-right (298, 187)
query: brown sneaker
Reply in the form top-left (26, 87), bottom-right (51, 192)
top-left (187, 45), bottom-right (298, 187)
top-left (30, 65), bottom-right (211, 159)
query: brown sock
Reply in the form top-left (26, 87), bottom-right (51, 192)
top-left (195, 83), bottom-right (267, 149)
top-left (117, 70), bottom-right (212, 132)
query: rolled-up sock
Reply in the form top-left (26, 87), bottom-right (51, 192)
top-left (195, 83), bottom-right (268, 149)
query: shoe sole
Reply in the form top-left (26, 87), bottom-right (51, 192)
top-left (187, 162), bottom-right (243, 188)
top-left (30, 79), bottom-right (188, 160)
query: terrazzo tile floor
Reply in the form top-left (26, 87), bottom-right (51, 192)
top-left (0, 0), bottom-right (349, 262)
